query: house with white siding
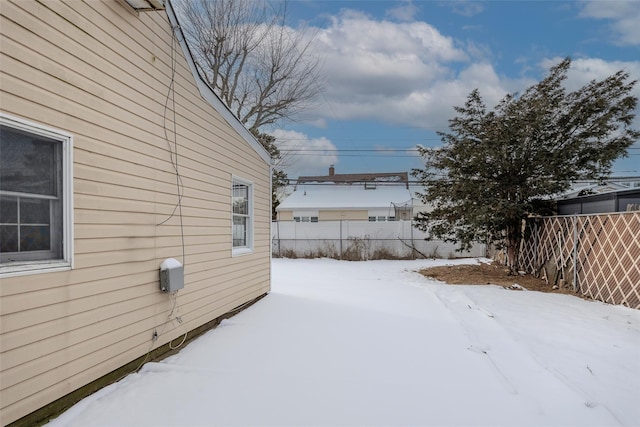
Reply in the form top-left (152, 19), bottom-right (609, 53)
top-left (277, 167), bottom-right (414, 222)
top-left (0, 1), bottom-right (271, 425)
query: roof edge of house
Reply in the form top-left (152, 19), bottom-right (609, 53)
top-left (557, 187), bottom-right (640, 203)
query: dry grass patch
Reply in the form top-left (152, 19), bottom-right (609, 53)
top-left (419, 262), bottom-right (578, 296)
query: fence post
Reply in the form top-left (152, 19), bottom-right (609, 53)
top-left (533, 220), bottom-right (538, 272)
top-left (573, 215), bottom-right (578, 292)
top-left (276, 220), bottom-right (281, 257)
top-left (410, 219), bottom-right (415, 260)
top-left (339, 219), bottom-right (343, 260)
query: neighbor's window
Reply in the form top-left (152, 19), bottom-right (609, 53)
top-left (0, 114), bottom-right (72, 274)
top-left (293, 216), bottom-right (318, 223)
top-left (232, 177), bottom-right (252, 253)
top-left (368, 216), bottom-right (395, 222)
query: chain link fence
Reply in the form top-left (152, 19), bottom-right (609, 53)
top-left (272, 220), bottom-right (486, 260)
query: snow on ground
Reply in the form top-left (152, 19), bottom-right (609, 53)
top-left (48, 258), bottom-right (640, 427)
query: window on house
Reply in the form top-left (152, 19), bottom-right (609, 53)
top-left (0, 115), bottom-right (72, 273)
top-left (368, 215), bottom-right (396, 222)
top-left (294, 216), bottom-right (318, 223)
top-left (232, 177), bottom-right (252, 253)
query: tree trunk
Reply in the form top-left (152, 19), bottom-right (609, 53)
top-left (505, 223), bottom-right (521, 275)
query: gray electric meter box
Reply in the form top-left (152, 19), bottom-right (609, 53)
top-left (160, 258), bottom-right (184, 293)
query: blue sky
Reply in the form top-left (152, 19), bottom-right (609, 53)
top-left (265, 1), bottom-right (640, 178)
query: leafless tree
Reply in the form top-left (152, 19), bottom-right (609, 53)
top-left (176, 0), bottom-right (323, 132)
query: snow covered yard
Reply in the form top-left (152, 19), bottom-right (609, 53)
top-left (48, 258), bottom-right (640, 427)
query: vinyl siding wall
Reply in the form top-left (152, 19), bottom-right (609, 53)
top-left (279, 210), bottom-right (369, 221)
top-left (0, 1), bottom-right (271, 425)
top-left (319, 210), bottom-right (368, 221)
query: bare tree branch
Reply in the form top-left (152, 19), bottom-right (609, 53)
top-left (176, 0), bottom-right (323, 132)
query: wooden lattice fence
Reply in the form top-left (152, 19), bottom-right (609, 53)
top-left (519, 212), bottom-right (640, 309)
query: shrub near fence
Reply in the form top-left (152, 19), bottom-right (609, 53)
top-left (519, 212), bottom-right (640, 308)
top-left (272, 220), bottom-right (486, 260)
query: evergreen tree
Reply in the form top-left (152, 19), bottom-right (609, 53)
top-left (412, 58), bottom-right (639, 272)
top-left (251, 129), bottom-right (288, 220)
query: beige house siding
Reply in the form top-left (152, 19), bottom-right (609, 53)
top-left (319, 210), bottom-right (369, 221)
top-left (0, 1), bottom-right (271, 425)
top-left (279, 210), bottom-right (373, 221)
top-left (278, 209), bottom-right (369, 221)
top-left (278, 211), bottom-right (294, 221)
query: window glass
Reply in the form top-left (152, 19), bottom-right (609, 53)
top-left (1, 126), bottom-right (58, 196)
top-left (233, 216), bottom-right (247, 247)
top-left (21, 198), bottom-right (50, 224)
top-left (293, 216), bottom-right (318, 223)
top-left (0, 225), bottom-right (19, 252)
top-left (0, 195), bottom-right (18, 223)
top-left (21, 225), bottom-right (50, 251)
top-left (232, 179), bottom-right (251, 251)
top-left (233, 184), bottom-right (248, 215)
top-left (0, 121), bottom-right (65, 264)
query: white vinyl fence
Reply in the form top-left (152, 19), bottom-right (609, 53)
top-left (272, 220), bottom-right (486, 260)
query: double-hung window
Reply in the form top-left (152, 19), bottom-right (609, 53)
top-left (232, 177), bottom-right (252, 255)
top-left (0, 114), bottom-right (73, 275)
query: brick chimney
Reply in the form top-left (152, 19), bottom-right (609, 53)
top-left (329, 165), bottom-right (335, 176)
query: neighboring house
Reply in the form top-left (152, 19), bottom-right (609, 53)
top-left (298, 166), bottom-right (409, 188)
top-left (277, 167), bottom-right (413, 222)
top-left (557, 187), bottom-right (640, 215)
top-left (0, 1), bottom-right (271, 425)
top-left (560, 181), bottom-right (631, 200)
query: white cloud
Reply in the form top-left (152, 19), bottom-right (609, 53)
top-left (297, 9), bottom-right (638, 136)
top-left (443, 0), bottom-right (485, 17)
top-left (271, 129), bottom-right (338, 177)
top-left (308, 9), bottom-right (480, 130)
top-left (540, 57), bottom-right (640, 93)
top-left (304, 10), bottom-right (532, 131)
top-left (540, 57), bottom-right (640, 129)
top-left (385, 1), bottom-right (419, 22)
top-left (580, 1), bottom-right (640, 46)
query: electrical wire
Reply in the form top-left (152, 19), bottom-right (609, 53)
top-left (158, 25), bottom-right (187, 267)
top-left (131, 291), bottom-right (186, 375)
top-left (124, 24), bottom-right (190, 378)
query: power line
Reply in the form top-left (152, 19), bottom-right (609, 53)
top-left (285, 177), bottom-right (640, 184)
top-left (274, 137), bottom-right (442, 142)
top-left (280, 149), bottom-right (639, 157)
top-left (280, 148), bottom-right (421, 152)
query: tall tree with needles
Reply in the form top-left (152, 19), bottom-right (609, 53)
top-left (413, 58), bottom-right (639, 272)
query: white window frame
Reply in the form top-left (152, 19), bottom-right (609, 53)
top-left (0, 113), bottom-right (74, 277)
top-left (232, 176), bottom-right (253, 256)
